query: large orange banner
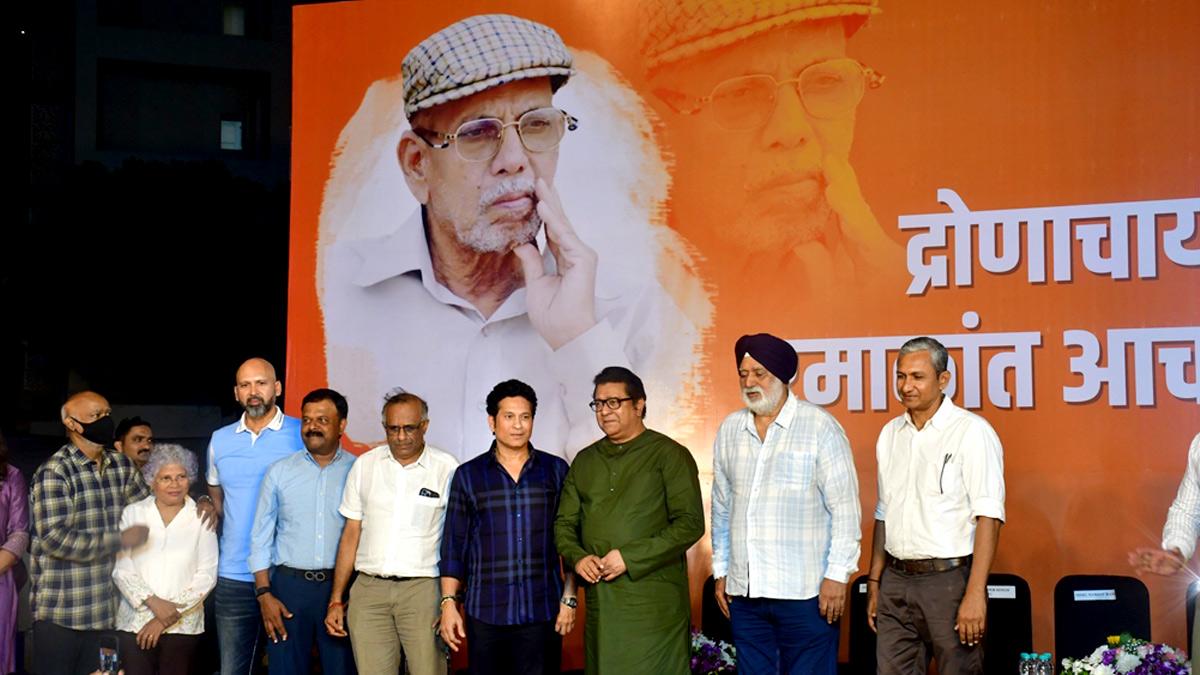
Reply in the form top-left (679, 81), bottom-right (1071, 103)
top-left (288, 0), bottom-right (1200, 658)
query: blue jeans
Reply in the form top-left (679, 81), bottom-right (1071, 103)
top-left (265, 569), bottom-right (356, 675)
top-left (215, 577), bottom-right (265, 675)
top-left (729, 596), bottom-right (838, 675)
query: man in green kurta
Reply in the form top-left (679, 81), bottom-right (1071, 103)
top-left (555, 366), bottom-right (705, 674)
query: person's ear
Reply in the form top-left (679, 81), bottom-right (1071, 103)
top-left (398, 131), bottom-right (432, 204)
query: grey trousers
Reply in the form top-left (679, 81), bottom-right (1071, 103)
top-left (875, 565), bottom-right (985, 675)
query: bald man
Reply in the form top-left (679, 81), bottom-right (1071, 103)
top-left (207, 358), bottom-right (305, 675)
top-left (30, 391), bottom-right (152, 675)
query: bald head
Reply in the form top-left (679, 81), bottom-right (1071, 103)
top-left (62, 391), bottom-right (113, 451)
top-left (234, 358), bottom-right (282, 420)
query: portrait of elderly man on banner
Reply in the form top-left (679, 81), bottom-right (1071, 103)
top-left (318, 13), bottom-right (705, 461)
top-left (640, 0), bottom-right (904, 304)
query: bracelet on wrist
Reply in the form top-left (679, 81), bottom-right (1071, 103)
top-left (439, 594), bottom-right (460, 606)
top-left (867, 578), bottom-right (881, 584)
top-left (328, 601), bottom-right (344, 608)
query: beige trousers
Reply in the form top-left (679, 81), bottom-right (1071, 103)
top-left (346, 574), bottom-right (446, 675)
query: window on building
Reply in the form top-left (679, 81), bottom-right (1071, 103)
top-left (223, 4), bottom-right (246, 37)
top-left (220, 119), bottom-right (243, 151)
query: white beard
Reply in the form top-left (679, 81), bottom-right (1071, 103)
top-left (742, 379), bottom-right (786, 415)
top-left (455, 177), bottom-right (542, 253)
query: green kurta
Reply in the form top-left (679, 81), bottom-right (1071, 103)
top-left (555, 428), bottom-right (704, 675)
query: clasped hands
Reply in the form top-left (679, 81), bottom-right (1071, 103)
top-left (574, 550), bottom-right (626, 584)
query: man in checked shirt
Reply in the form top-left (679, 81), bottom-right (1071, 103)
top-left (438, 379), bottom-right (577, 675)
top-left (711, 333), bottom-right (862, 675)
top-left (29, 391), bottom-right (152, 675)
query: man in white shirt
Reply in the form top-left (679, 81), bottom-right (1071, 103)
top-left (866, 337), bottom-right (1005, 675)
top-left (323, 392), bottom-right (458, 675)
top-left (1129, 432), bottom-right (1200, 663)
top-left (711, 333), bottom-right (860, 674)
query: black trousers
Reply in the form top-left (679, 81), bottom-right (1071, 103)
top-left (31, 620), bottom-right (105, 675)
top-left (875, 566), bottom-right (985, 675)
top-left (118, 631), bottom-right (199, 675)
top-left (465, 617), bottom-right (561, 675)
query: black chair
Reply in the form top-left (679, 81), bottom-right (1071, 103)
top-left (1054, 575), bottom-right (1150, 660)
top-left (1188, 579), bottom-right (1199, 657)
top-left (847, 571), bottom-right (1030, 674)
top-left (982, 573), bottom-right (1033, 675)
top-left (701, 575), bottom-right (734, 645)
top-left (847, 575), bottom-right (876, 675)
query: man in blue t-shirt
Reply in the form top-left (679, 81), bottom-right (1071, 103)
top-left (207, 358), bottom-right (304, 675)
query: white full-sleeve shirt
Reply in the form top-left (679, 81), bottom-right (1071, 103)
top-left (711, 393), bottom-right (861, 599)
top-left (1162, 433), bottom-right (1200, 559)
top-left (875, 396), bottom-right (1006, 560)
top-left (112, 496), bottom-right (219, 635)
top-left (338, 444), bottom-right (458, 578)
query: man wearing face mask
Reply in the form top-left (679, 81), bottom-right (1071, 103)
top-left (29, 391), bottom-right (152, 675)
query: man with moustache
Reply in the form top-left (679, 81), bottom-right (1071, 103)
top-left (250, 389), bottom-right (356, 675)
top-left (207, 358), bottom-right (304, 675)
top-left (324, 392), bottom-right (458, 675)
top-left (114, 416), bottom-right (154, 468)
top-left (711, 334), bottom-right (860, 674)
top-left (866, 337), bottom-right (1005, 675)
top-left (322, 13), bottom-right (690, 461)
top-left (555, 366), bottom-right (704, 674)
top-left (439, 380), bottom-right (575, 674)
top-left (641, 0), bottom-right (899, 296)
top-left (29, 391), bottom-right (151, 674)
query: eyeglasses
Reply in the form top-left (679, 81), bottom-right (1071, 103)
top-left (655, 58), bottom-right (884, 131)
top-left (589, 397), bottom-right (633, 412)
top-left (414, 107), bottom-right (579, 162)
top-left (384, 423), bottom-right (423, 437)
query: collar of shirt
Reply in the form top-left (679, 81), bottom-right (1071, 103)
top-left (486, 443), bottom-right (543, 478)
top-left (382, 444), bottom-right (434, 470)
top-left (902, 394), bottom-right (961, 432)
top-left (67, 444), bottom-right (115, 470)
top-left (299, 447), bottom-right (350, 468)
top-left (740, 391), bottom-right (799, 440)
top-left (235, 406), bottom-right (285, 435)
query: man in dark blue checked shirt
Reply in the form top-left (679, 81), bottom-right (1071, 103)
top-left (438, 379), bottom-right (577, 675)
top-left (30, 391), bottom-right (151, 675)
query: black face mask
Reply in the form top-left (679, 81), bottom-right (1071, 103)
top-left (73, 415), bottom-right (115, 448)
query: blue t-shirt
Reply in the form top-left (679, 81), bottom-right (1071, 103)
top-left (206, 408), bottom-right (303, 581)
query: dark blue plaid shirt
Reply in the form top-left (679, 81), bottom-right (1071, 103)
top-left (440, 445), bottom-right (569, 626)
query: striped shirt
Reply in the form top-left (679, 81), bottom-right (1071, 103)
top-left (1162, 433), bottom-right (1200, 559)
top-left (711, 394), bottom-right (861, 599)
top-left (440, 445), bottom-right (569, 625)
top-left (30, 445), bottom-right (150, 629)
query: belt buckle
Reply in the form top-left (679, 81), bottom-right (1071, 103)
top-left (304, 570), bottom-right (327, 582)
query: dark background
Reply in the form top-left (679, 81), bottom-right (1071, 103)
top-left (5, 0), bottom-right (323, 474)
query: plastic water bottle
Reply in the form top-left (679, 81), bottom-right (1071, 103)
top-left (1017, 653), bottom-right (1032, 675)
top-left (1038, 652), bottom-right (1054, 675)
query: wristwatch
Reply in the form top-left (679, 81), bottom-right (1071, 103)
top-left (254, 586), bottom-right (273, 598)
top-left (560, 596), bottom-right (577, 608)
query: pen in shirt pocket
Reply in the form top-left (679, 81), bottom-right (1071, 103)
top-left (939, 453), bottom-right (952, 494)
top-left (418, 488), bottom-right (440, 498)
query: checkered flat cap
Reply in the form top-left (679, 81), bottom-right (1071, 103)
top-left (403, 14), bottom-right (574, 118)
top-left (641, 0), bottom-right (880, 72)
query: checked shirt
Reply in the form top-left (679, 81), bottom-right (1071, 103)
top-left (30, 445), bottom-right (150, 629)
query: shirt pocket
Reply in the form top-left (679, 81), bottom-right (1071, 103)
top-left (924, 455), bottom-right (963, 497)
top-left (775, 449), bottom-right (817, 491)
top-left (409, 494), bottom-right (445, 529)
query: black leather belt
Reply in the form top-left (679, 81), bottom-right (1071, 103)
top-left (887, 555), bottom-right (972, 575)
top-left (276, 565), bottom-right (334, 582)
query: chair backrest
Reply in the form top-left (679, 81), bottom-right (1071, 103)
top-left (982, 572), bottom-right (1033, 675)
top-left (1188, 579), bottom-right (1199, 657)
top-left (1054, 574), bottom-right (1151, 660)
top-left (700, 575), bottom-right (733, 645)
top-left (847, 575), bottom-right (877, 675)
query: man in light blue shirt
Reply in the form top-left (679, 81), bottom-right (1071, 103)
top-left (711, 333), bottom-right (861, 675)
top-left (250, 388), bottom-right (356, 675)
top-left (207, 358), bottom-right (304, 675)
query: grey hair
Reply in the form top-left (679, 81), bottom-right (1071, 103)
top-left (142, 443), bottom-right (200, 485)
top-left (898, 336), bottom-right (949, 374)
top-left (382, 389), bottom-right (429, 422)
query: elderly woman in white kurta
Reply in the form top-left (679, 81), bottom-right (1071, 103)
top-left (112, 444), bottom-right (218, 675)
